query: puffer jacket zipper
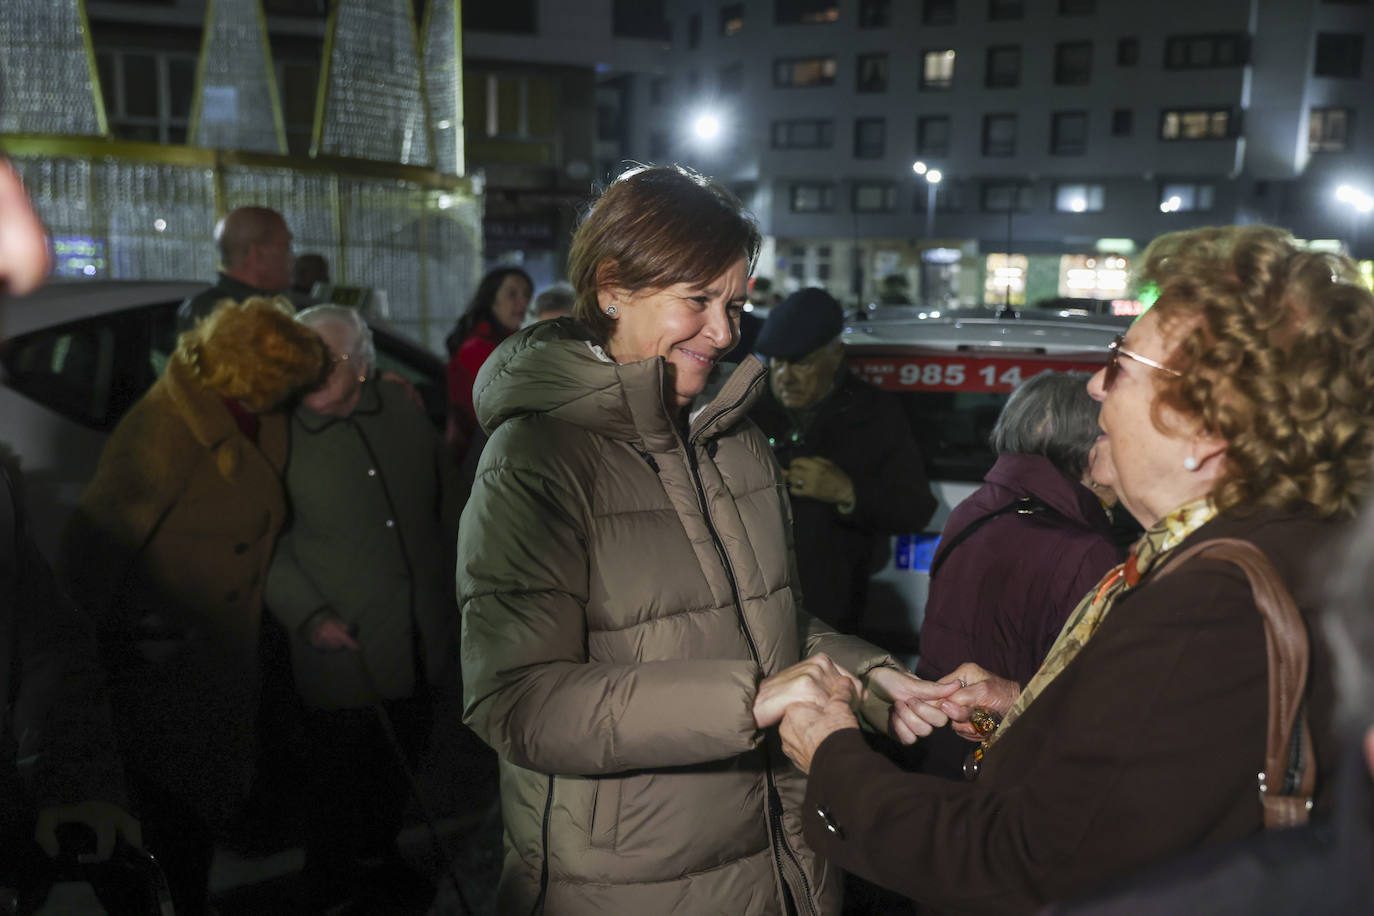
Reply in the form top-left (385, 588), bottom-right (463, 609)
top-left (530, 776), bottom-right (555, 915)
top-left (676, 387), bottom-right (821, 916)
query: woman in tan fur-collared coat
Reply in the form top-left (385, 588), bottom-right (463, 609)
top-left (59, 298), bottom-right (326, 916)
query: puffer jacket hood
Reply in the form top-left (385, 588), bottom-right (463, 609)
top-left (460, 317), bottom-right (895, 916)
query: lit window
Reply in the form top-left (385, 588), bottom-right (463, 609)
top-left (922, 49), bottom-right (956, 89)
top-left (774, 56), bottom-right (838, 87)
top-left (1054, 183), bottom-right (1104, 212)
top-left (791, 182), bottom-right (836, 212)
top-left (1160, 107), bottom-right (1233, 140)
top-left (1060, 254), bottom-right (1131, 298)
top-left (984, 253), bottom-right (1029, 307)
top-left (775, 0), bottom-right (840, 25)
top-left (1159, 182), bottom-right (1215, 212)
top-left (720, 3), bottom-right (744, 35)
top-left (1309, 107), bottom-right (1352, 152)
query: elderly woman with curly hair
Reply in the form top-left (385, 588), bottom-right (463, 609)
top-left (776, 225), bottom-right (1374, 915)
top-left (60, 298), bottom-right (327, 915)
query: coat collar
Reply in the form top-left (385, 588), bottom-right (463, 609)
top-left (476, 318), bottom-right (769, 452)
top-left (292, 377), bottom-right (384, 434)
top-left (160, 353), bottom-right (287, 479)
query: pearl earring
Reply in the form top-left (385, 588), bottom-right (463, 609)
top-left (605, 305), bottom-right (618, 317)
top-left (1183, 455), bottom-right (1199, 471)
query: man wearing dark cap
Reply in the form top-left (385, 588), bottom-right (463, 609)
top-left (750, 287), bottom-right (936, 633)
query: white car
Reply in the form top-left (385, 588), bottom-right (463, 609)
top-left (841, 307), bottom-right (1129, 660)
top-left (0, 280), bottom-right (447, 557)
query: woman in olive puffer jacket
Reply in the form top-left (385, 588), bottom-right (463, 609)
top-left (458, 167), bottom-right (945, 916)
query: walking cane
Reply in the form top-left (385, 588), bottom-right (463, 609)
top-left (350, 649), bottom-right (474, 916)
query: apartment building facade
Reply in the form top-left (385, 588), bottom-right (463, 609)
top-left (625, 0), bottom-right (1374, 307)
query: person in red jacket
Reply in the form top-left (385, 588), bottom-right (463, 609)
top-left (443, 267), bottom-right (533, 465)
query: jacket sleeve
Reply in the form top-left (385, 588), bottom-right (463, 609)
top-left (799, 557), bottom-right (1276, 915)
top-left (842, 393), bottom-right (936, 535)
top-left (8, 480), bottom-right (126, 810)
top-left (264, 527), bottom-right (329, 633)
top-left (459, 462), bottom-right (762, 776)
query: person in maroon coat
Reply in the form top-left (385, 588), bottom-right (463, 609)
top-left (772, 225), bottom-right (1374, 914)
top-left (917, 370), bottom-right (1122, 688)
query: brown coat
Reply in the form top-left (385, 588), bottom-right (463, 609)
top-left (59, 354), bottom-right (288, 827)
top-left (460, 319), bottom-right (899, 916)
top-left (800, 509), bottom-right (1341, 915)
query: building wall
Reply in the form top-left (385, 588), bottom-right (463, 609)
top-left (628, 0), bottom-right (1374, 304)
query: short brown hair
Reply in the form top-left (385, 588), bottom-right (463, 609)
top-left (567, 165), bottom-right (761, 343)
top-left (1141, 225), bottom-right (1374, 518)
top-left (177, 296), bottom-right (328, 411)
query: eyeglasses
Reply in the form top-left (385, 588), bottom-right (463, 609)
top-left (1103, 334), bottom-right (1183, 391)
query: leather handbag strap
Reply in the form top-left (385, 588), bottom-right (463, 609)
top-left (1154, 537), bottom-right (1315, 829)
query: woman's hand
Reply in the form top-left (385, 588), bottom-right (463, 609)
top-left (754, 653), bottom-right (863, 730)
top-left (779, 697), bottom-right (858, 774)
top-left (310, 616), bottom-right (360, 651)
top-left (865, 666), bottom-right (958, 745)
top-left (935, 662), bottom-right (1021, 742)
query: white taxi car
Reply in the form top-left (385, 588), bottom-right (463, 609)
top-left (842, 306), bottom-right (1129, 657)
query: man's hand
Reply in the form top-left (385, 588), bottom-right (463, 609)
top-left (780, 697), bottom-right (859, 774)
top-left (784, 457), bottom-right (856, 507)
top-left (310, 616), bottom-right (360, 651)
top-left (34, 801), bottom-right (142, 862)
top-left (935, 662), bottom-right (1021, 742)
top-left (754, 653), bottom-right (862, 730)
top-left (865, 666), bottom-right (959, 745)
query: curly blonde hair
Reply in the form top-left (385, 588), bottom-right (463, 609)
top-left (177, 296), bottom-right (328, 411)
top-left (1141, 225), bottom-right (1374, 518)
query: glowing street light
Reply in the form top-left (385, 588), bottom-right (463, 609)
top-left (1336, 184), bottom-right (1374, 213)
top-left (912, 160), bottom-right (929, 176)
top-left (1159, 195), bottom-right (1183, 213)
top-left (693, 112), bottom-right (721, 142)
top-left (927, 169), bottom-right (943, 184)
top-left (1335, 183), bottom-right (1374, 257)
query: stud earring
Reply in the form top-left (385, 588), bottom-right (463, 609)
top-left (605, 305), bottom-right (618, 317)
top-left (1183, 455), bottom-right (1199, 471)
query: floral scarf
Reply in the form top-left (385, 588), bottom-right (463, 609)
top-left (981, 497), bottom-right (1218, 753)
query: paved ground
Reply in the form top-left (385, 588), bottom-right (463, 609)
top-left (36, 675), bottom-right (504, 916)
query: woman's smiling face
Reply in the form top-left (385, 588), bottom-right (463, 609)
top-left (603, 258), bottom-right (749, 410)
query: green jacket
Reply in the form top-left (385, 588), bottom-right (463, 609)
top-left (266, 378), bottom-right (459, 709)
top-left (459, 318), bottom-right (898, 916)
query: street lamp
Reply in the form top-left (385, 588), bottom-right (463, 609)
top-left (912, 160), bottom-right (943, 239)
top-left (913, 161), bottom-right (946, 303)
top-left (1335, 183), bottom-right (1374, 256)
top-left (693, 112), bottom-right (721, 142)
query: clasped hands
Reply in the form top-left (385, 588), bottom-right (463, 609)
top-left (755, 657), bottom-right (1023, 774)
